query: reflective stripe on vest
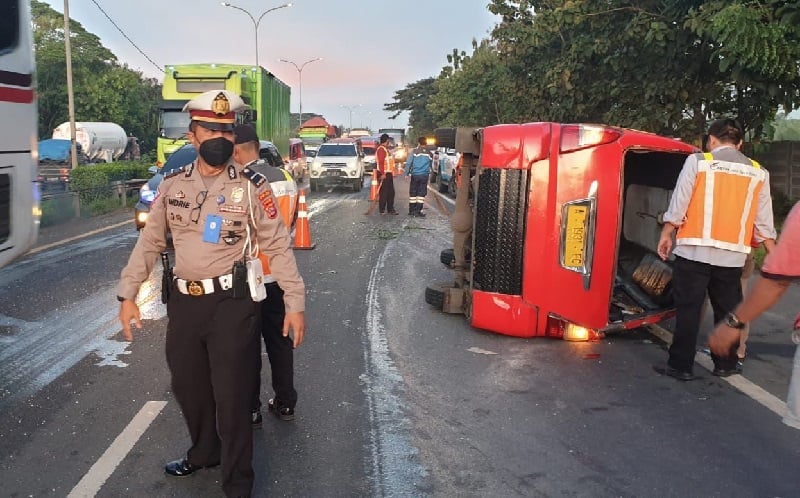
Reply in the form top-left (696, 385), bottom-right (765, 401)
top-left (676, 152), bottom-right (765, 253)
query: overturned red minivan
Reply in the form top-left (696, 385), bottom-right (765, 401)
top-left (426, 123), bottom-right (698, 340)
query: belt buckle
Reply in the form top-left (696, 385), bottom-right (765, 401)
top-left (187, 281), bottom-right (204, 296)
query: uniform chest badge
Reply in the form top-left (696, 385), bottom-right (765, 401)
top-left (231, 187), bottom-right (244, 203)
top-left (217, 194), bottom-right (225, 205)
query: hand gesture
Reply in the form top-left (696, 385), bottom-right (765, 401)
top-left (119, 300), bottom-right (142, 341)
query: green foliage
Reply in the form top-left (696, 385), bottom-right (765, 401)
top-left (69, 161), bottom-right (150, 204)
top-left (30, 0), bottom-right (162, 153)
top-left (383, 78), bottom-right (440, 137)
top-left (389, 0), bottom-right (800, 142)
top-left (40, 195), bottom-right (77, 227)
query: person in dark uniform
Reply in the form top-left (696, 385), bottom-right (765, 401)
top-left (404, 136), bottom-right (434, 217)
top-left (232, 124), bottom-right (301, 425)
top-left (117, 90), bottom-right (305, 498)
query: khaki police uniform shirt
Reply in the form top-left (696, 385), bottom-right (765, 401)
top-left (117, 159), bottom-right (305, 312)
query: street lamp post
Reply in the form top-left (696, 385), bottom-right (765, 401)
top-left (279, 57), bottom-right (322, 129)
top-left (340, 104), bottom-right (361, 133)
top-left (221, 2), bottom-right (292, 69)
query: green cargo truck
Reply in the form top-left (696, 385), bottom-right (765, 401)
top-left (157, 63), bottom-right (290, 166)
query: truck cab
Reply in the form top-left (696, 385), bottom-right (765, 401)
top-left (426, 123), bottom-right (697, 340)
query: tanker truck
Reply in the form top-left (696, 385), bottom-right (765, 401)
top-left (52, 121), bottom-right (127, 163)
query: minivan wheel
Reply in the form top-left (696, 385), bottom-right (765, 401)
top-left (425, 284), bottom-right (446, 310)
top-left (310, 179), bottom-right (318, 192)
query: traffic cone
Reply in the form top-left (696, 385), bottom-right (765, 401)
top-left (293, 189), bottom-right (315, 250)
top-left (369, 169), bottom-right (379, 201)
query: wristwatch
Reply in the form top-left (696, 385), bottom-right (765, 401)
top-left (724, 312), bottom-right (746, 329)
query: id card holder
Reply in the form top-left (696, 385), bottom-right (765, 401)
top-left (203, 214), bottom-right (222, 243)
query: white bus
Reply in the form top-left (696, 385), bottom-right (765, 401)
top-left (0, 0), bottom-right (39, 269)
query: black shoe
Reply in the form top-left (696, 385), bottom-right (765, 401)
top-left (388, 210), bottom-right (399, 215)
top-left (164, 458), bottom-right (218, 477)
top-left (712, 364), bottom-right (743, 377)
top-left (268, 398), bottom-right (295, 421)
top-left (414, 212), bottom-right (426, 218)
top-left (252, 409), bottom-right (263, 429)
top-left (653, 364), bottom-right (697, 381)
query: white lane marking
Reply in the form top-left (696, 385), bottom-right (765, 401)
top-left (647, 324), bottom-right (788, 418)
top-left (27, 220), bottom-right (131, 254)
top-left (68, 400), bottom-right (167, 498)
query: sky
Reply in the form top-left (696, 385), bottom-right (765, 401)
top-left (42, 0), bottom-right (500, 131)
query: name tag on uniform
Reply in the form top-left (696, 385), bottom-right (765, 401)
top-left (203, 214), bottom-right (222, 243)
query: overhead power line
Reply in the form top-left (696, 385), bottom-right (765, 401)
top-left (87, 0), bottom-right (164, 74)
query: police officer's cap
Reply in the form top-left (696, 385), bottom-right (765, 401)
top-left (183, 90), bottom-right (248, 131)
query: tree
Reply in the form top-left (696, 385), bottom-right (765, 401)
top-left (409, 0), bottom-right (800, 143)
top-left (30, 0), bottom-right (161, 152)
top-left (383, 77), bottom-right (439, 138)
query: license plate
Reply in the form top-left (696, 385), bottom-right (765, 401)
top-left (564, 204), bottom-right (588, 267)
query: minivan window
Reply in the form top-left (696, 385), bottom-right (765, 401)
top-left (318, 144), bottom-right (357, 157)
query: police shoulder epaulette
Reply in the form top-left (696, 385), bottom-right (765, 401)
top-left (241, 167), bottom-right (267, 188)
top-left (163, 165), bottom-right (186, 180)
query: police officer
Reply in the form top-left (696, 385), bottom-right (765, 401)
top-left (231, 124), bottom-right (301, 425)
top-left (117, 90), bottom-right (305, 498)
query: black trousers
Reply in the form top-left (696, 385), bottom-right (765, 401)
top-left (668, 256), bottom-right (742, 372)
top-left (166, 291), bottom-right (259, 498)
top-left (254, 282), bottom-right (297, 409)
top-left (378, 172), bottom-right (395, 213)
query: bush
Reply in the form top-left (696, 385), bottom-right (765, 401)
top-left (69, 161), bottom-right (151, 204)
top-left (40, 194), bottom-right (77, 227)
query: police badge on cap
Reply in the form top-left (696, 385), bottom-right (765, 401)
top-left (183, 90), bottom-right (248, 131)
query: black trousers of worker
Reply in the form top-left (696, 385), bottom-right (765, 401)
top-left (378, 172), bottom-right (395, 213)
top-left (253, 281), bottom-right (297, 410)
top-left (668, 256), bottom-right (742, 373)
top-left (166, 291), bottom-right (259, 498)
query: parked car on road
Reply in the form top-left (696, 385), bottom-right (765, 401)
top-left (360, 137), bottom-right (378, 173)
top-left (429, 147), bottom-right (460, 195)
top-left (308, 138), bottom-right (365, 192)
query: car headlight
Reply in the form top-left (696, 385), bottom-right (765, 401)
top-left (140, 184), bottom-right (156, 203)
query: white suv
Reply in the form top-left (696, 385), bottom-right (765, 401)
top-left (309, 139), bottom-right (364, 192)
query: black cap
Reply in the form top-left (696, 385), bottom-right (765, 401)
top-left (379, 133), bottom-right (390, 143)
top-left (234, 124), bottom-right (259, 144)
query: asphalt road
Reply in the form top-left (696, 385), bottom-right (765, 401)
top-left (0, 177), bottom-right (798, 497)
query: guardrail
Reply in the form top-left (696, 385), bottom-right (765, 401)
top-left (39, 179), bottom-right (147, 221)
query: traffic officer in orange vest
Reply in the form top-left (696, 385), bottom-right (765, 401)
top-left (376, 133), bottom-right (398, 215)
top-left (117, 90), bottom-right (305, 498)
top-left (231, 124), bottom-right (302, 426)
top-left (655, 118), bottom-right (776, 380)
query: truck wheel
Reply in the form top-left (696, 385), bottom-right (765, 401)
top-left (435, 128), bottom-right (457, 149)
top-left (440, 248), bottom-right (455, 267)
top-left (425, 284), bottom-right (446, 310)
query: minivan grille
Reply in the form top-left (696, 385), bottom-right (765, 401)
top-left (472, 168), bottom-right (527, 294)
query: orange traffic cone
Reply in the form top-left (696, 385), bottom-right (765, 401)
top-left (369, 169), bottom-right (379, 201)
top-left (293, 189), bottom-right (315, 250)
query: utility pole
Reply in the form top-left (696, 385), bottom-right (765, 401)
top-left (64, 0), bottom-right (77, 169)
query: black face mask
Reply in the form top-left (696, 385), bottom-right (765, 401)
top-left (198, 137), bottom-right (234, 167)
